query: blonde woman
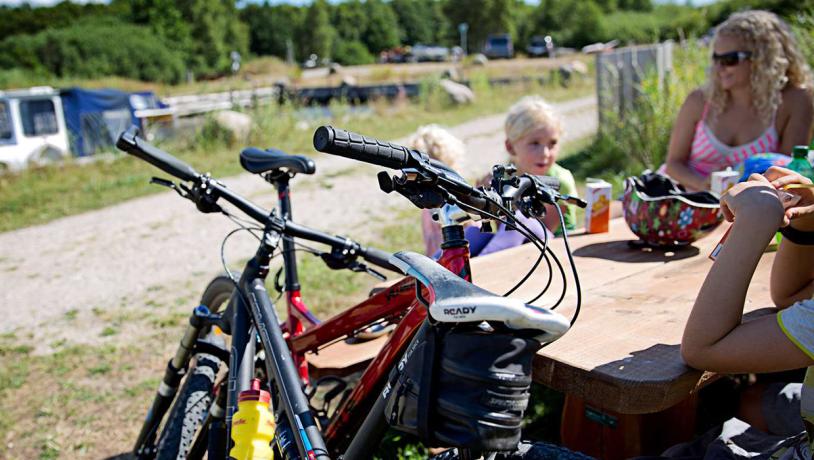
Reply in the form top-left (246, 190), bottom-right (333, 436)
top-left (665, 10), bottom-right (813, 192)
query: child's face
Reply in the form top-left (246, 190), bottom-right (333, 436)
top-left (506, 126), bottom-right (560, 176)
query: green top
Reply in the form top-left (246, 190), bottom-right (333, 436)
top-left (545, 162), bottom-right (578, 233)
top-left (792, 145), bottom-right (809, 159)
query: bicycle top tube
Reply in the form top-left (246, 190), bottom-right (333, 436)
top-left (389, 251), bottom-right (570, 343)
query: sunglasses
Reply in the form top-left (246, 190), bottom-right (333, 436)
top-left (712, 51), bottom-right (752, 67)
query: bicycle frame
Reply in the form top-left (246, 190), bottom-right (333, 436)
top-left (270, 174), bottom-right (473, 455)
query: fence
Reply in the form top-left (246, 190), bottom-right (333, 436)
top-left (596, 41), bottom-right (673, 129)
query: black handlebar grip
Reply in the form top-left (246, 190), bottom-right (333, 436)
top-left (313, 126), bottom-right (411, 169)
top-left (116, 126), bottom-right (199, 182)
top-left (361, 247), bottom-right (402, 274)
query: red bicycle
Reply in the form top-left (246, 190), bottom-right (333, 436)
top-left (122, 125), bottom-right (589, 459)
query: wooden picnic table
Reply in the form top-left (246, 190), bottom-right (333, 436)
top-left (469, 216), bottom-right (776, 458)
top-left (307, 213), bottom-right (778, 458)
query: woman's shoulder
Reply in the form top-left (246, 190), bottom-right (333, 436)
top-left (684, 88), bottom-right (707, 112)
top-left (780, 85), bottom-right (814, 113)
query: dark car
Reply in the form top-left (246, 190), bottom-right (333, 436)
top-left (526, 35), bottom-right (555, 58)
top-left (483, 33), bottom-right (514, 59)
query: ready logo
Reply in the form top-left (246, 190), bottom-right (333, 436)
top-left (443, 306), bottom-right (477, 316)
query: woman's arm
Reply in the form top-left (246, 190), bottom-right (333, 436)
top-left (665, 89), bottom-right (709, 191)
top-left (776, 86), bottom-right (814, 155)
top-left (681, 178), bottom-right (813, 373)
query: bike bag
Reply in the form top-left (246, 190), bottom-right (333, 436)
top-left (384, 320), bottom-right (540, 451)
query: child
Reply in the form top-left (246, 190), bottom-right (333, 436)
top-left (405, 125), bottom-right (466, 256)
top-left (672, 166), bottom-right (814, 458)
top-left (466, 96), bottom-right (577, 257)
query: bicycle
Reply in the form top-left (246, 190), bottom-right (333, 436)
top-left (118, 125), bottom-right (589, 459)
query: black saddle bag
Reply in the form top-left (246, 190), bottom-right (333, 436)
top-left (384, 320), bottom-right (541, 452)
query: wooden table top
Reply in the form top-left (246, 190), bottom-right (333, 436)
top-left (470, 217), bottom-right (776, 415)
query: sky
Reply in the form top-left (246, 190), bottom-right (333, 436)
top-left (1, 0), bottom-right (720, 6)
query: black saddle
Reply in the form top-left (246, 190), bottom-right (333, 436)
top-left (240, 147), bottom-right (316, 175)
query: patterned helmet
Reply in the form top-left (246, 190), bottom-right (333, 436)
top-left (622, 173), bottom-right (723, 246)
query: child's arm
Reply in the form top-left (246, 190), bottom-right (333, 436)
top-left (681, 177), bottom-right (813, 373)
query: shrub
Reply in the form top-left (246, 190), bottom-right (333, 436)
top-left (561, 43), bottom-right (707, 179)
top-left (332, 40), bottom-right (376, 66)
top-left (0, 18), bottom-right (185, 84)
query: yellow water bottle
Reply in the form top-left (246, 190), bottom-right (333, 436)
top-left (230, 378), bottom-right (275, 460)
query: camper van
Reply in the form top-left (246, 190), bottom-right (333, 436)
top-left (0, 86), bottom-right (70, 171)
top-left (0, 86), bottom-right (168, 171)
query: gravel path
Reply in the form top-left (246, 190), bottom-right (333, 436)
top-left (0, 95), bottom-right (596, 341)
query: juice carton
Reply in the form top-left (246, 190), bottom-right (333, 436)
top-left (584, 180), bottom-right (611, 233)
top-left (710, 168), bottom-right (740, 196)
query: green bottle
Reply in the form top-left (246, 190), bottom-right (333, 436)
top-left (787, 146), bottom-right (814, 181)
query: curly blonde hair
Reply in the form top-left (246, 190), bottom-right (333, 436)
top-left (707, 10), bottom-right (813, 124)
top-left (405, 124), bottom-right (465, 170)
top-left (504, 95), bottom-right (564, 143)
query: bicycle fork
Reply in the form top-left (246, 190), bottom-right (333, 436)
top-left (133, 305), bottom-right (228, 458)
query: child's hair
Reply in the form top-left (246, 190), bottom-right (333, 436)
top-left (405, 124), bottom-right (465, 169)
top-left (504, 96), bottom-right (563, 143)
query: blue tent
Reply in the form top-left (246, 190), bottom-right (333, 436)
top-left (60, 88), bottom-right (166, 157)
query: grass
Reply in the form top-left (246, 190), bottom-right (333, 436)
top-left (0, 74), bottom-right (593, 233)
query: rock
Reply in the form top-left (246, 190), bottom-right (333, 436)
top-left (570, 60), bottom-right (589, 76)
top-left (329, 63), bottom-right (343, 75)
top-left (213, 110), bottom-right (252, 143)
top-left (471, 53), bottom-right (488, 66)
top-left (442, 67), bottom-right (461, 81)
top-left (340, 75), bottom-right (357, 87)
top-left (440, 79), bottom-right (475, 105)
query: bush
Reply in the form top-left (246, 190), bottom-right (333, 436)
top-left (332, 40), bottom-right (375, 66)
top-left (561, 43), bottom-right (707, 179)
top-left (0, 18), bottom-right (185, 84)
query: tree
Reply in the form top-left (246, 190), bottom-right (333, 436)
top-left (392, 0), bottom-right (448, 45)
top-left (241, 3), bottom-right (304, 59)
top-left (333, 0), bottom-right (366, 43)
top-left (362, 0), bottom-right (401, 53)
top-left (301, 0), bottom-right (335, 60)
top-left (128, 0), bottom-right (248, 78)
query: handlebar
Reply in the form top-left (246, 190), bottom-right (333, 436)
top-left (116, 127), bottom-right (399, 274)
top-left (314, 126), bottom-right (585, 221)
top-left (313, 126), bottom-right (420, 169)
top-left (117, 126), bottom-right (200, 182)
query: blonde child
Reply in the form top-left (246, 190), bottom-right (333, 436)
top-left (405, 125), bottom-right (466, 256)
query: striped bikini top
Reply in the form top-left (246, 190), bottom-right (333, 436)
top-left (688, 102), bottom-right (779, 177)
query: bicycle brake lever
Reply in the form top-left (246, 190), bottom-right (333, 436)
top-left (348, 261), bottom-right (387, 281)
top-left (151, 176), bottom-right (191, 200)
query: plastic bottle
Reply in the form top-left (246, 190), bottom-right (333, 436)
top-left (230, 378), bottom-right (275, 460)
top-left (787, 146), bottom-right (814, 181)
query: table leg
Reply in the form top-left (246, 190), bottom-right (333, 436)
top-left (560, 394), bottom-right (698, 459)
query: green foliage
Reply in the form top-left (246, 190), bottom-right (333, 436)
top-left (127, 0), bottom-right (248, 78)
top-left (392, 0), bottom-right (449, 46)
top-left (0, 17), bottom-right (185, 83)
top-left (444, 0), bottom-right (522, 51)
top-left (332, 40), bottom-right (376, 66)
top-left (241, 4), bottom-right (303, 61)
top-left (361, 0), bottom-right (401, 53)
top-left (300, 0), bottom-right (335, 60)
top-left (0, 2), bottom-right (124, 42)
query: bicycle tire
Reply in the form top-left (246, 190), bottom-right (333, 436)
top-left (152, 275), bottom-right (236, 460)
top-left (431, 441), bottom-right (595, 460)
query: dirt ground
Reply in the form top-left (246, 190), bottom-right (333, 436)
top-left (0, 96), bottom-right (596, 352)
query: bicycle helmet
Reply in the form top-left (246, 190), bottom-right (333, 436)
top-left (622, 172), bottom-right (722, 247)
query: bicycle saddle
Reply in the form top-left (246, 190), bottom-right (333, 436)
top-left (390, 251), bottom-right (570, 343)
top-left (240, 147), bottom-right (316, 175)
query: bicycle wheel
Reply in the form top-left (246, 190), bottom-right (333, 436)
top-left (153, 275), bottom-right (236, 460)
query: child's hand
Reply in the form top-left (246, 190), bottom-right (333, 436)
top-left (719, 174), bottom-right (784, 226)
top-left (763, 166), bottom-right (814, 230)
